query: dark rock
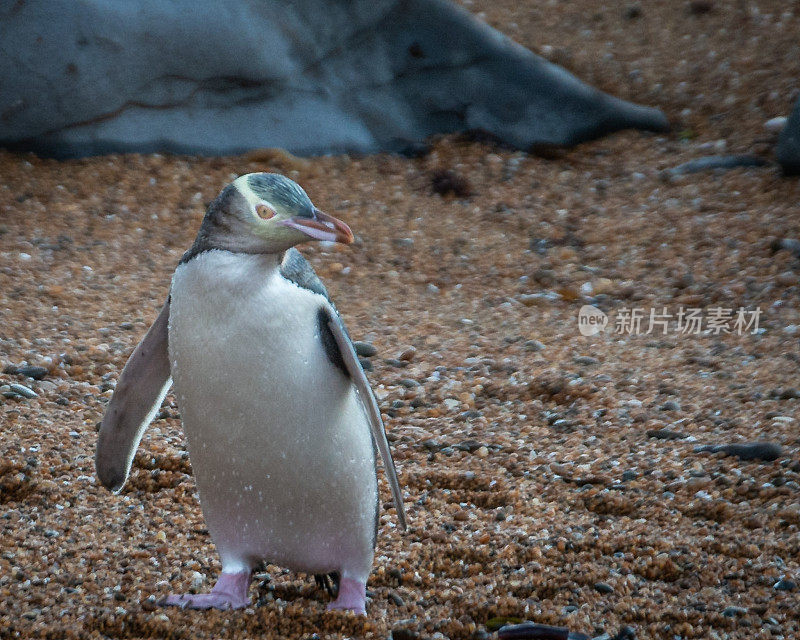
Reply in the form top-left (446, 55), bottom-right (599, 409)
top-left (772, 387), bottom-right (800, 400)
top-left (623, 3), bottom-right (642, 19)
top-left (431, 169), bottom-right (472, 198)
top-left (387, 590), bottom-right (405, 606)
top-left (353, 341), bottom-right (377, 358)
top-left (399, 378), bottom-right (420, 388)
top-left (646, 428), bottom-right (687, 440)
top-left (770, 238), bottom-right (800, 258)
top-left (455, 439), bottom-right (483, 452)
top-left (0, 1), bottom-right (667, 158)
top-left (358, 357), bottom-right (373, 371)
top-left (621, 470), bottom-right (637, 482)
top-left (421, 439), bottom-right (443, 451)
top-left (695, 442), bottom-right (783, 462)
top-left (722, 605), bottom-right (748, 617)
top-left (778, 96), bottom-right (800, 175)
top-left (14, 366), bottom-right (48, 380)
top-left (773, 578), bottom-right (796, 591)
top-left (660, 400), bottom-right (681, 412)
top-left (689, 0), bottom-right (714, 14)
top-left (594, 582), bottom-right (614, 594)
top-left (573, 356), bottom-right (599, 366)
top-left (391, 628), bottom-right (419, 640)
top-left (611, 627), bottom-right (636, 640)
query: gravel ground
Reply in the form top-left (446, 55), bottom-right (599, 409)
top-left (1, 2), bottom-right (800, 640)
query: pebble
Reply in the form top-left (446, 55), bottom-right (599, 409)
top-left (660, 400), bottom-right (681, 412)
top-left (22, 609), bottom-right (40, 620)
top-left (353, 341), bottom-right (377, 357)
top-left (594, 582), bottom-right (614, 594)
top-left (475, 446), bottom-right (489, 458)
top-left (646, 428), bottom-right (687, 440)
top-left (621, 470), bottom-right (637, 482)
top-left (765, 116), bottom-right (788, 132)
top-left (387, 590), bottom-right (405, 606)
top-left (721, 605), bottom-right (748, 617)
top-left (8, 383), bottom-right (37, 398)
top-left (773, 578), bottom-right (796, 591)
top-left (190, 571), bottom-right (205, 590)
top-left (452, 440), bottom-right (479, 453)
top-left (398, 346), bottom-right (417, 362)
top-left (14, 365), bottom-right (48, 380)
top-left (399, 378), bottom-right (419, 388)
top-left (695, 441), bottom-right (782, 462)
top-left (524, 339), bottom-right (546, 352)
top-left (574, 355), bottom-right (599, 366)
top-left (391, 627), bottom-right (420, 640)
top-left (358, 357), bottom-right (373, 371)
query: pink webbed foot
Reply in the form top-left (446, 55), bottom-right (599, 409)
top-left (326, 576), bottom-right (367, 615)
top-left (160, 570), bottom-right (252, 610)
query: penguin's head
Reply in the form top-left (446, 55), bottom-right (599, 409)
top-left (193, 173), bottom-right (353, 255)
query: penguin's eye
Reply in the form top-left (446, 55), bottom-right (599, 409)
top-left (256, 204), bottom-right (276, 220)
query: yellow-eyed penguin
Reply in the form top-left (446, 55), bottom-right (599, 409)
top-left (95, 173), bottom-right (406, 614)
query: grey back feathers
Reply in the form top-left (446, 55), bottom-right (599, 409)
top-left (248, 174), bottom-right (314, 218)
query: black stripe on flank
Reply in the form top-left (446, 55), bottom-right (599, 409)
top-left (317, 307), bottom-right (348, 377)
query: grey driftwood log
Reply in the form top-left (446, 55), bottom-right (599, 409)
top-left (0, 0), bottom-right (669, 158)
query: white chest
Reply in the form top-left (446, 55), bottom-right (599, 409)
top-left (166, 251), bottom-right (377, 574)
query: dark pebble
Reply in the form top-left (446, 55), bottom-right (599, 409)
top-left (646, 428), bottom-right (687, 440)
top-left (612, 627), bottom-right (636, 640)
top-left (421, 439), bottom-right (442, 451)
top-left (695, 442), bottom-right (782, 462)
top-left (455, 439), bottom-right (483, 453)
top-left (391, 628), bottom-right (419, 640)
top-left (689, 0), bottom-right (713, 14)
top-left (431, 169), bottom-right (472, 198)
top-left (353, 341), bottom-right (377, 358)
top-left (771, 238), bottom-right (800, 258)
top-left (119, 322), bottom-right (134, 330)
top-left (660, 400), bottom-right (681, 412)
top-left (410, 397), bottom-right (427, 408)
top-left (573, 356), bottom-right (599, 366)
top-left (623, 3), bottom-right (642, 19)
top-left (358, 357), bottom-right (373, 371)
top-left (722, 606), bottom-right (747, 617)
top-left (774, 578), bottom-right (796, 591)
top-left (15, 366), bottom-right (48, 380)
top-left (387, 591), bottom-right (404, 606)
top-left (399, 378), bottom-right (419, 388)
top-left (391, 399), bottom-right (405, 409)
top-left (621, 470), bottom-right (637, 481)
top-left (594, 582), bottom-right (614, 594)
top-left (384, 358), bottom-right (407, 368)
top-left (440, 446), bottom-right (455, 456)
